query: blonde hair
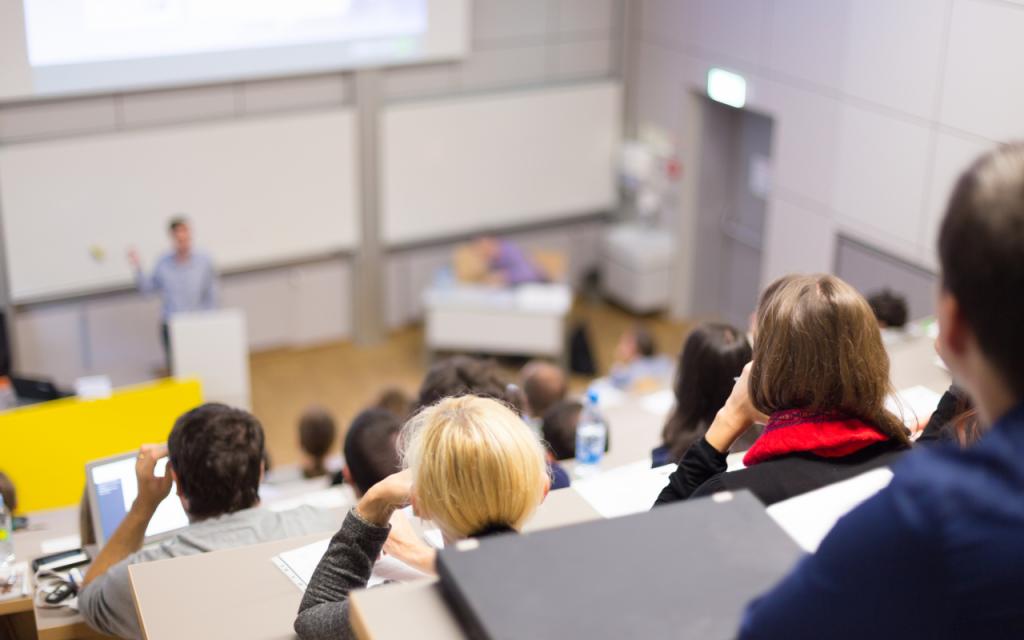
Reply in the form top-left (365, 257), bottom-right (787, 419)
top-left (400, 395), bottom-right (549, 539)
top-left (750, 274), bottom-right (910, 445)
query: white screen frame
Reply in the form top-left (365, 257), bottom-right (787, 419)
top-left (0, 0), bottom-right (469, 102)
top-left (85, 451), bottom-right (190, 548)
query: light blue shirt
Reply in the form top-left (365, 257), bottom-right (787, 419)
top-left (136, 250), bottom-right (219, 320)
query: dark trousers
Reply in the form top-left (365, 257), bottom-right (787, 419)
top-left (160, 322), bottom-right (171, 373)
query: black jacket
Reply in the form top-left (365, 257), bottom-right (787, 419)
top-left (653, 436), bottom-right (909, 507)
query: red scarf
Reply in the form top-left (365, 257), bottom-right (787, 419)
top-left (742, 409), bottom-right (890, 467)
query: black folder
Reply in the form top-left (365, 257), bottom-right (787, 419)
top-left (436, 491), bottom-right (802, 640)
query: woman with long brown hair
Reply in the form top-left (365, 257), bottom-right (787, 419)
top-left (654, 274), bottom-right (911, 506)
top-left (651, 323), bottom-right (753, 468)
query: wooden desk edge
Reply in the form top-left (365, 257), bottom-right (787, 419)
top-left (0, 595), bottom-right (33, 616)
top-left (127, 564), bottom-right (151, 640)
top-left (350, 593), bottom-right (374, 640)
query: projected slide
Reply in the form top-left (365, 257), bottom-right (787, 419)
top-left (25, 0), bottom-right (427, 66)
top-left (0, 0), bottom-right (466, 99)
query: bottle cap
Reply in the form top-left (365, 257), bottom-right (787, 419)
top-left (586, 389), bottom-right (599, 405)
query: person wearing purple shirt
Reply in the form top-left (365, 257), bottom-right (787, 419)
top-left (474, 236), bottom-right (547, 286)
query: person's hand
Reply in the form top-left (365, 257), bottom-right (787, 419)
top-left (133, 444), bottom-right (173, 515)
top-left (705, 363), bottom-right (769, 453)
top-left (383, 511), bottom-right (437, 576)
top-left (127, 248), bottom-right (141, 270)
top-left (357, 470), bottom-right (413, 527)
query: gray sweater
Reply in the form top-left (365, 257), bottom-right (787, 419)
top-left (294, 509), bottom-right (392, 640)
top-left (79, 506), bottom-right (335, 640)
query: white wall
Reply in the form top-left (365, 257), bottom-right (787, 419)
top-left (632, 0), bottom-right (1020, 304)
top-left (3, 0), bottom-right (624, 386)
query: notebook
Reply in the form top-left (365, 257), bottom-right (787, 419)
top-left (436, 491), bottom-right (802, 640)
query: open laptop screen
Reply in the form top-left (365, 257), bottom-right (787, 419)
top-left (86, 452), bottom-right (189, 547)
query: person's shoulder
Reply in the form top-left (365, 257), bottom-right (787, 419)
top-left (887, 437), bottom-right (1014, 521)
top-left (266, 504), bottom-right (340, 535)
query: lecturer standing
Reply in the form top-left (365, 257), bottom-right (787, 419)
top-left (128, 217), bottom-right (220, 370)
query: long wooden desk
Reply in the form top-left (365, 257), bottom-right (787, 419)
top-left (129, 487), bottom-right (600, 640)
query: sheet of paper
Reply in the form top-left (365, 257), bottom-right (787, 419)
top-left (639, 389), bottom-right (676, 418)
top-left (40, 534), bottom-right (82, 555)
top-left (885, 385), bottom-right (943, 429)
top-left (572, 461), bottom-right (676, 519)
top-left (266, 487), bottom-right (352, 513)
top-left (767, 467), bottom-right (894, 552)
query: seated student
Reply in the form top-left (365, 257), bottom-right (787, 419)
top-left (79, 404), bottom-right (335, 640)
top-left (542, 400), bottom-right (582, 461)
top-left (609, 324), bottom-right (674, 391)
top-left (520, 360), bottom-right (569, 428)
top-left (417, 356), bottom-right (571, 490)
top-left (294, 395), bottom-right (549, 640)
top-left (470, 236), bottom-right (548, 287)
top-left (654, 274), bottom-right (911, 507)
top-left (373, 387), bottom-right (414, 422)
top-left (329, 408), bottom-right (403, 495)
top-left (917, 384), bottom-right (983, 447)
top-left (651, 323), bottom-right (753, 468)
top-left (867, 288), bottom-right (909, 329)
top-left (737, 142), bottom-right (1024, 638)
top-left (299, 406), bottom-right (338, 479)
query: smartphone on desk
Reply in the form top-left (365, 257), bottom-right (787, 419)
top-left (31, 548), bottom-right (90, 574)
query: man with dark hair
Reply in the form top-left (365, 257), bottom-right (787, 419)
top-left (520, 360), bottom-right (569, 422)
top-left (79, 404), bottom-right (334, 639)
top-left (867, 288), bottom-right (909, 329)
top-left (298, 406), bottom-right (338, 479)
top-left (739, 144), bottom-right (1024, 637)
top-left (332, 409), bottom-right (402, 496)
top-left (128, 216), bottom-right (219, 369)
top-left (416, 356), bottom-right (519, 410)
top-left (541, 400), bottom-right (582, 461)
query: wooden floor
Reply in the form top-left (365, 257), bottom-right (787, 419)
top-left (251, 298), bottom-right (693, 468)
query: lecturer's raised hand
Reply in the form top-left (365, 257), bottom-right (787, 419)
top-left (705, 362), bottom-right (769, 454)
top-left (127, 248), bottom-right (141, 270)
top-left (133, 444), bottom-right (173, 515)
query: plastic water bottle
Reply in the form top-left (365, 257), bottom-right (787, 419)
top-left (0, 494), bottom-right (13, 568)
top-left (574, 389), bottom-right (607, 479)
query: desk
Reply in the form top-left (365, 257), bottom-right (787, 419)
top-left (1, 507), bottom-right (109, 639)
top-left (887, 331), bottom-right (951, 395)
top-left (130, 487), bottom-right (599, 640)
top-left (4, 486), bottom-right (352, 640)
top-left (423, 284), bottom-right (572, 360)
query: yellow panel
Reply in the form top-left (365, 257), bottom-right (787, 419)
top-left (0, 379), bottom-right (202, 514)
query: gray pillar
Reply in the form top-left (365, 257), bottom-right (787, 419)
top-left (352, 69), bottom-right (386, 345)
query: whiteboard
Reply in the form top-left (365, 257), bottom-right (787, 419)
top-left (0, 109), bottom-right (359, 302)
top-left (381, 81), bottom-right (622, 245)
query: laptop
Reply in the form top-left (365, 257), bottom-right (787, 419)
top-left (85, 451), bottom-right (190, 547)
top-left (11, 375), bottom-right (69, 403)
top-left (436, 491), bottom-right (802, 640)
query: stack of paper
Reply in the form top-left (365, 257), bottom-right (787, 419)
top-left (572, 461), bottom-right (676, 519)
top-left (767, 467), bottom-right (894, 552)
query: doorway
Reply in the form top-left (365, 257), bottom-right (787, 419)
top-left (683, 95), bottom-right (775, 330)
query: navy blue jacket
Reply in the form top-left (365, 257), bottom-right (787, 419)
top-left (739, 402), bottom-right (1024, 639)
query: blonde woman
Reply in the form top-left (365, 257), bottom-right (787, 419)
top-left (294, 395), bottom-right (550, 640)
top-left (654, 274), bottom-right (912, 507)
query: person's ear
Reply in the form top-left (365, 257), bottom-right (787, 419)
top-left (541, 477), bottom-right (551, 503)
top-left (170, 467), bottom-right (188, 510)
top-left (937, 290), bottom-right (970, 366)
top-left (341, 466), bottom-right (353, 484)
